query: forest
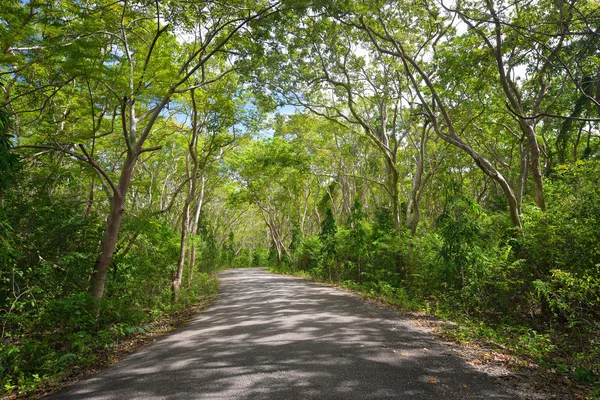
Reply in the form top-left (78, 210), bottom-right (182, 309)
top-left (1, 0), bottom-right (599, 397)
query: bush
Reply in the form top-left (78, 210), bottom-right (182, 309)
top-left (520, 160), bottom-right (600, 326)
top-left (231, 248), bottom-right (253, 268)
top-left (296, 236), bottom-right (321, 272)
top-left (252, 248), bottom-right (269, 267)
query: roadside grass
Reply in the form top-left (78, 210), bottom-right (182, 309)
top-left (1, 274), bottom-right (219, 400)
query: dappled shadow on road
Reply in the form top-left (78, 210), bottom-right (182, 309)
top-left (47, 268), bottom-right (515, 400)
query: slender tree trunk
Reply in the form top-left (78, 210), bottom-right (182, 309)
top-left (406, 125), bottom-right (427, 236)
top-left (188, 174), bottom-right (206, 280)
top-left (379, 102), bottom-right (402, 231)
top-left (387, 159), bottom-right (401, 231)
top-left (172, 198), bottom-right (191, 301)
top-left (573, 123), bottom-right (584, 161)
top-left (173, 161), bottom-right (196, 298)
top-left (440, 132), bottom-right (522, 229)
top-left (275, 241), bottom-right (283, 264)
top-left (259, 205), bottom-right (291, 264)
top-left (406, 155), bottom-right (424, 236)
top-left (381, 39), bottom-right (523, 229)
top-left (448, 2), bottom-right (548, 214)
top-left (516, 141), bottom-right (529, 214)
top-left (520, 121), bottom-right (546, 211)
top-left (85, 175), bottom-right (95, 217)
top-left (89, 150), bottom-right (137, 299)
top-left (173, 89), bottom-right (200, 300)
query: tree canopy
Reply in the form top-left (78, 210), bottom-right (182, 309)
top-left (1, 0), bottom-right (599, 397)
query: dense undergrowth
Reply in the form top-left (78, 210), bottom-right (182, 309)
top-left (0, 165), bottom-right (227, 398)
top-left (270, 160), bottom-right (600, 397)
top-left (1, 273), bottom-right (218, 398)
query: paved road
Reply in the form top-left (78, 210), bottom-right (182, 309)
top-left (48, 268), bottom-right (517, 399)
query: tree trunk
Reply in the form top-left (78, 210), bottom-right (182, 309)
top-left (378, 101), bottom-right (402, 231)
top-left (406, 156), bottom-right (423, 236)
top-left (172, 198), bottom-right (191, 301)
top-left (89, 150), bottom-right (137, 300)
top-left (173, 89), bottom-right (201, 300)
top-left (440, 132), bottom-right (522, 229)
top-left (388, 43), bottom-right (523, 229)
top-left (188, 174), bottom-right (206, 282)
top-left (85, 175), bottom-right (95, 217)
top-left (387, 159), bottom-right (401, 231)
top-left (516, 141), bottom-right (529, 214)
top-left (520, 121), bottom-right (546, 211)
top-left (406, 125), bottom-right (427, 236)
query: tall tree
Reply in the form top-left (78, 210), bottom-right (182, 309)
top-left (326, 1), bottom-right (525, 228)
top-left (11, 0), bottom-right (281, 299)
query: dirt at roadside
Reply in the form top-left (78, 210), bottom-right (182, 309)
top-left (378, 306), bottom-right (593, 400)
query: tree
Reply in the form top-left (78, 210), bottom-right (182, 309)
top-left (172, 76), bottom-right (245, 299)
top-left (10, 0), bottom-right (281, 300)
top-left (326, 1), bottom-right (525, 228)
top-left (264, 13), bottom-right (411, 230)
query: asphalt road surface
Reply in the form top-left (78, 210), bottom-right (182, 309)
top-left (47, 268), bottom-right (518, 399)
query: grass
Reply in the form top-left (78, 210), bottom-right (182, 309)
top-left (1, 277), bottom-right (219, 400)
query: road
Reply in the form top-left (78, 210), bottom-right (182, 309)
top-left (48, 268), bottom-right (519, 399)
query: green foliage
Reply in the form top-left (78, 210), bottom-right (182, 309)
top-left (251, 248), bottom-right (269, 267)
top-left (3, 0), bottom-right (600, 396)
top-left (0, 169), bottom-right (220, 396)
top-left (520, 160), bottom-right (600, 327)
top-left (534, 269), bottom-right (600, 327)
top-left (0, 108), bottom-right (19, 192)
top-left (0, 268), bottom-right (219, 397)
top-left (342, 200), bottom-right (369, 281)
top-left (289, 223), bottom-right (303, 266)
top-left (230, 248), bottom-right (252, 268)
top-left (432, 184), bottom-right (490, 312)
top-left (319, 208), bottom-right (337, 255)
top-left (294, 236), bottom-right (321, 272)
top-left (273, 160), bottom-right (599, 391)
top-left (194, 219), bottom-right (222, 272)
top-left (367, 208), bottom-right (407, 283)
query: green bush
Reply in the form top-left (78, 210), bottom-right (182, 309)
top-left (520, 160), bottom-right (600, 326)
top-left (231, 248), bottom-right (253, 268)
top-left (252, 248), bottom-right (268, 267)
top-left (296, 236), bottom-right (321, 272)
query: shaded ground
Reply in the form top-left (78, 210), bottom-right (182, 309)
top-left (46, 268), bottom-right (552, 399)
